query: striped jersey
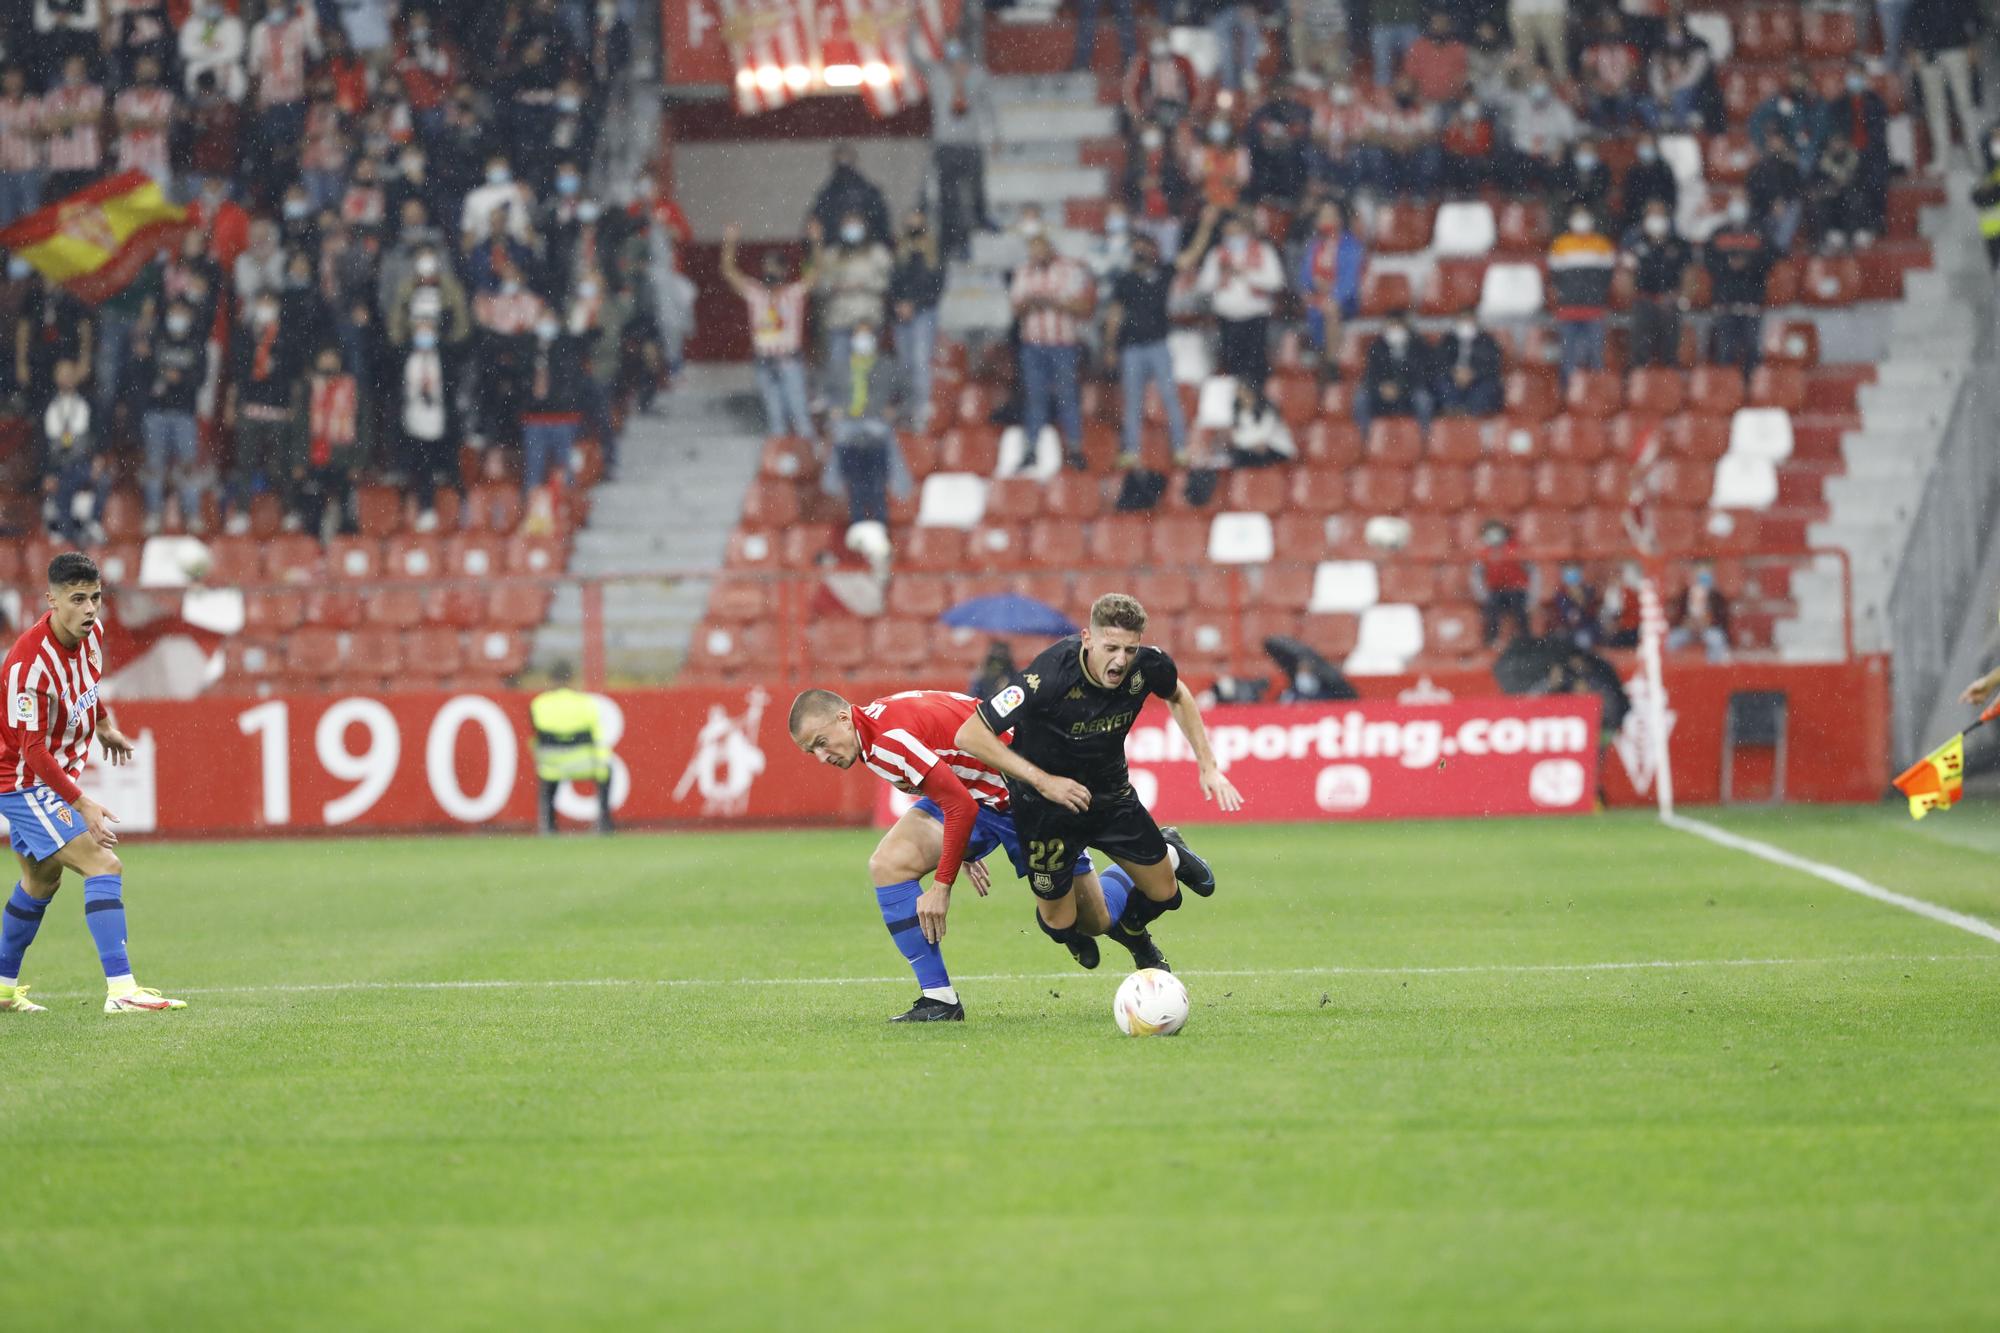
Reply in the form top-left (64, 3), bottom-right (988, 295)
top-left (42, 83), bottom-right (104, 173)
top-left (1008, 257), bottom-right (1092, 347)
top-left (851, 690), bottom-right (1011, 811)
top-left (1, 613), bottom-right (107, 805)
top-left (0, 92), bottom-right (42, 172)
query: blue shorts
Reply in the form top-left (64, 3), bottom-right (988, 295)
top-left (911, 798), bottom-right (1094, 882)
top-left (0, 787), bottom-right (88, 862)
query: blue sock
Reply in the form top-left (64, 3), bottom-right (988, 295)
top-left (0, 883), bottom-right (47, 980)
top-left (83, 874), bottom-right (130, 980)
top-left (1098, 865), bottom-right (1134, 928)
top-left (875, 880), bottom-right (951, 993)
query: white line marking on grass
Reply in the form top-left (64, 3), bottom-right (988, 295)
top-left (1665, 812), bottom-right (2000, 946)
top-left (84, 953), bottom-right (1993, 1000)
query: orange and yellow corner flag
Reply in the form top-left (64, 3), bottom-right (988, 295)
top-left (1894, 733), bottom-right (1967, 819)
top-left (0, 171), bottom-right (187, 304)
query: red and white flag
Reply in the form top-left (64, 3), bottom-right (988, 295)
top-left (721, 0), bottom-right (816, 115)
top-left (841, 0), bottom-right (939, 116)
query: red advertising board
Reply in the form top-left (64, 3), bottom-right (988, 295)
top-left (873, 696), bottom-right (1601, 827)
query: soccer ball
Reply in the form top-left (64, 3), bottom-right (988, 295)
top-left (1113, 969), bottom-right (1189, 1037)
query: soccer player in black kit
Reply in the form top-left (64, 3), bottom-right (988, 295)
top-left (954, 592), bottom-right (1244, 971)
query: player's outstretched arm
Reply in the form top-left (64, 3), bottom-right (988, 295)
top-left (954, 711), bottom-right (1091, 812)
top-left (1167, 681), bottom-right (1245, 812)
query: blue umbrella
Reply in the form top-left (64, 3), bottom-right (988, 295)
top-left (939, 594), bottom-right (1077, 637)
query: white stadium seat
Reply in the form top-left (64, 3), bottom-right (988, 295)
top-left (1208, 511), bottom-right (1275, 565)
top-left (1477, 263), bottom-right (1545, 321)
top-left (1432, 201), bottom-right (1497, 257)
top-left (1683, 11), bottom-right (1733, 61)
top-left (1728, 407), bottom-right (1795, 462)
top-left (1195, 374), bottom-right (1240, 429)
top-left (1347, 603), bottom-right (1425, 675)
top-left (1710, 453), bottom-right (1778, 510)
top-left (916, 472), bottom-right (989, 528)
top-left (1658, 134), bottom-right (1705, 194)
top-left (1309, 560), bottom-right (1380, 614)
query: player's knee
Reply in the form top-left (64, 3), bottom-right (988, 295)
top-left (867, 846), bottom-right (920, 887)
top-left (1037, 895), bottom-right (1077, 931)
top-left (76, 844), bottom-right (121, 878)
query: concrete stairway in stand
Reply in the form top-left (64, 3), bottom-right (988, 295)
top-left (531, 366), bottom-right (764, 678)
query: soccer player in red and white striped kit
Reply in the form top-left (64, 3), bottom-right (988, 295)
top-left (789, 687), bottom-right (1162, 1022)
top-left (0, 553), bottom-right (184, 1014)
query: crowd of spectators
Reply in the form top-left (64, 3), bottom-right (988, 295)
top-left (0, 0), bottom-right (672, 547)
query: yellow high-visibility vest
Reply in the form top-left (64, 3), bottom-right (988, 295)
top-left (529, 688), bottom-right (609, 782)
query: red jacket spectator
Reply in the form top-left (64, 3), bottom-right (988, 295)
top-left (1403, 20), bottom-right (1468, 105)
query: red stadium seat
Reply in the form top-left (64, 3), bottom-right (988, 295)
top-left (470, 628), bottom-right (533, 678)
top-left (427, 584), bottom-right (488, 630)
top-left (1591, 459), bottom-right (1631, 505)
top-left (444, 535), bottom-right (506, 579)
top-left (1665, 414), bottom-right (1731, 460)
top-left (365, 585), bottom-right (428, 627)
top-left (937, 427), bottom-right (1000, 475)
top-left (283, 627), bottom-right (341, 682)
top-left (1359, 269), bottom-right (1414, 317)
top-left (261, 534), bottom-right (322, 583)
top-left (1129, 570), bottom-right (1194, 617)
top-left (1471, 460), bottom-right (1532, 510)
top-left (1417, 260), bottom-right (1484, 316)
top-left (708, 577), bottom-right (773, 623)
top-left (1533, 461), bottom-right (1591, 509)
top-left (1241, 607), bottom-right (1302, 651)
top-left (1504, 369), bottom-right (1559, 422)
top-left (1086, 514), bottom-right (1150, 566)
top-left (326, 537), bottom-right (381, 581)
top-left (1654, 506), bottom-right (1701, 554)
top-left (506, 536), bottom-right (565, 576)
top-left (1800, 254), bottom-right (1861, 307)
top-left (244, 588), bottom-right (305, 633)
top-left (1253, 564), bottom-right (1315, 609)
top-left (905, 526), bottom-right (969, 568)
top-left (304, 587), bottom-right (365, 629)
top-left (1546, 415), bottom-right (1608, 463)
top-left (1409, 464), bottom-right (1471, 513)
top-left (1372, 201), bottom-right (1434, 254)
top-left (741, 478), bottom-right (802, 528)
top-left (1577, 507), bottom-right (1629, 557)
top-left (1426, 416), bottom-right (1490, 464)
top-left (1011, 572), bottom-right (1073, 610)
top-left (1147, 515), bottom-right (1211, 566)
top-left (1496, 200), bottom-right (1550, 256)
top-left (1224, 467), bottom-right (1287, 513)
top-left (1424, 603), bottom-right (1482, 658)
top-left (726, 530), bottom-right (780, 569)
top-left (869, 618), bottom-right (931, 671)
top-left (1265, 373), bottom-right (1320, 428)
top-left (487, 583), bottom-right (552, 629)
top-left (203, 535), bottom-right (264, 584)
top-left (1300, 420), bottom-right (1364, 466)
top-left (354, 485), bottom-right (402, 537)
top-left (966, 524), bottom-right (1025, 572)
top-left (1347, 466), bottom-right (1412, 511)
top-left (1026, 519), bottom-right (1087, 568)
top-left (1564, 371), bottom-right (1622, 420)
top-left (1760, 320), bottom-right (1820, 367)
top-left (1401, 514), bottom-right (1452, 560)
top-left (1625, 368), bottom-right (1685, 416)
top-left (343, 629), bottom-right (404, 677)
top-left (99, 489), bottom-right (143, 543)
top-left (92, 543), bottom-right (141, 588)
top-left (404, 627), bottom-right (463, 678)
top-left (464, 482), bottom-right (523, 534)
top-left (1365, 417), bottom-right (1424, 466)
top-left (1045, 473), bottom-right (1105, 521)
top-left (1687, 365), bottom-right (1746, 415)
top-left (1655, 459), bottom-right (1714, 507)
top-left (806, 618), bottom-right (868, 671)
top-left (1735, 6), bottom-right (1800, 59)
top-left (248, 493), bottom-right (285, 539)
top-left (888, 571), bottom-right (950, 619)
top-left (984, 477), bottom-right (1045, 524)
top-left (759, 436), bottom-right (819, 482)
top-left (1288, 468), bottom-right (1346, 514)
top-left (1378, 562), bottom-right (1437, 604)
top-left (383, 534), bottom-right (444, 580)
top-left (1749, 365), bottom-right (1807, 412)
top-left (1765, 257), bottom-right (1804, 307)
top-left (780, 525), bottom-right (840, 569)
top-left (1516, 509), bottom-right (1578, 557)
top-left (1299, 612), bottom-right (1360, 658)
top-left (1802, 6), bottom-right (1857, 56)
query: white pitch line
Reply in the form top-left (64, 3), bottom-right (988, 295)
top-left (1666, 812), bottom-right (2000, 946)
top-left (42, 953), bottom-right (1990, 1000)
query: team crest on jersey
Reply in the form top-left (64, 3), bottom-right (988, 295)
top-left (991, 685), bottom-right (1026, 718)
top-left (87, 644), bottom-right (101, 672)
top-left (1031, 872), bottom-right (1053, 893)
top-left (54, 804), bottom-right (74, 827)
top-left (1127, 669), bottom-right (1146, 695)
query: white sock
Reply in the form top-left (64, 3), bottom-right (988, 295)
top-left (1165, 845), bottom-right (1181, 872)
top-left (922, 986), bottom-right (959, 1005)
top-left (106, 973), bottom-right (136, 994)
top-left (0, 975), bottom-right (17, 989)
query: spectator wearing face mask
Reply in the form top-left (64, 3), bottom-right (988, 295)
top-left (1598, 563), bottom-right (1645, 649)
top-left (1748, 63), bottom-right (1828, 173)
top-left (1472, 519), bottom-right (1533, 646)
top-left (1621, 201), bottom-right (1693, 368)
top-left (399, 316), bottom-right (458, 532)
top-left (1192, 116), bottom-right (1249, 212)
top-left (722, 222), bottom-right (816, 441)
top-left (890, 212), bottom-right (944, 431)
top-left (1548, 207), bottom-right (1615, 381)
top-left (1218, 381), bottom-right (1296, 468)
top-left (1354, 309), bottom-right (1432, 439)
top-left (461, 154), bottom-right (536, 246)
top-left (1552, 136), bottom-right (1612, 218)
top-left (40, 359), bottom-right (108, 544)
top-left (41, 56), bottom-right (106, 201)
top-left (1579, 10), bottom-right (1647, 130)
top-left (1244, 78), bottom-right (1315, 206)
top-left (922, 40), bottom-right (996, 263)
top-left (808, 143), bottom-right (893, 249)
top-left (1194, 209), bottom-right (1283, 396)
top-left (1366, 75), bottom-right (1439, 196)
top-left (1009, 232), bottom-right (1096, 472)
top-left (246, 0), bottom-right (322, 190)
top-left (223, 291), bottom-right (305, 532)
top-left (386, 246), bottom-right (470, 349)
top-left (1509, 0), bottom-right (1568, 77)
top-left (819, 318), bottom-right (904, 526)
top-left (1439, 94), bottom-right (1498, 193)
top-left (115, 54), bottom-right (175, 192)
top-left (813, 211), bottom-right (893, 371)
top-left (1619, 135), bottom-right (1678, 236)
top-left (1648, 19), bottom-right (1721, 132)
top-left (1086, 206), bottom-right (1135, 281)
top-left (1667, 562), bottom-right (1731, 660)
top-left (1804, 132), bottom-right (1875, 251)
top-left (1314, 80), bottom-right (1376, 193)
top-left (131, 297), bottom-right (210, 533)
top-left (1106, 230), bottom-right (1189, 466)
top-left (1502, 74), bottom-right (1581, 193)
top-left (1403, 14), bottom-right (1468, 105)
top-left (1431, 316), bottom-right (1503, 416)
top-left (392, 11), bottom-right (459, 141)
top-left (1122, 118), bottom-right (1196, 254)
top-left (1124, 27), bottom-right (1202, 129)
top-left (518, 315), bottom-right (584, 495)
top-left (1828, 61), bottom-right (1891, 228)
top-left (1703, 194), bottom-right (1778, 374)
top-left (300, 344), bottom-right (366, 538)
top-left (1546, 562), bottom-right (1603, 649)
top-left (1298, 199), bottom-right (1365, 352)
top-left (180, 0), bottom-right (249, 102)
top-left (1746, 141), bottom-right (1806, 253)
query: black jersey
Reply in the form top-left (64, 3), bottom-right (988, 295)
top-left (975, 635), bottom-right (1179, 796)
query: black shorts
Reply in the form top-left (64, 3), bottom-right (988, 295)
top-left (1007, 783), bottom-right (1169, 901)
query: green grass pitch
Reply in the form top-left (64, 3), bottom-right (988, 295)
top-left (5, 806), bottom-right (2000, 1331)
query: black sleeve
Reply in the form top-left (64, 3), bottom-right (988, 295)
top-left (1145, 646), bottom-right (1180, 700)
top-left (975, 665), bottom-right (1041, 736)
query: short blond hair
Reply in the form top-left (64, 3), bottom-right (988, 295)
top-left (1089, 593), bottom-right (1148, 635)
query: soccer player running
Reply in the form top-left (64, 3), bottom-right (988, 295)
top-left (955, 593), bottom-right (1243, 963)
top-left (790, 687), bottom-right (1166, 1023)
top-left (0, 553), bottom-right (184, 1015)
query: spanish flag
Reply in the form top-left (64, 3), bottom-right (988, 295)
top-left (1894, 734), bottom-right (1967, 819)
top-left (0, 171), bottom-right (188, 304)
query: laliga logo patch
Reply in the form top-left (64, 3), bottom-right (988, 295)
top-left (10, 693), bottom-right (34, 723)
top-left (991, 685), bottom-right (1025, 718)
